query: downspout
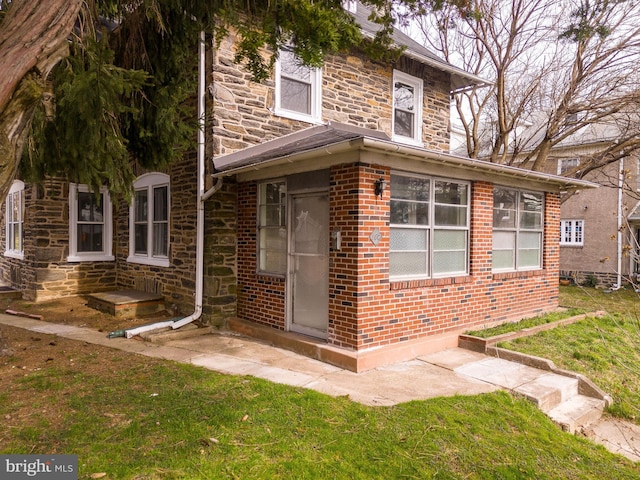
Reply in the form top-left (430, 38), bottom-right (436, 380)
top-left (122, 31), bottom-right (222, 339)
top-left (615, 158), bottom-right (624, 289)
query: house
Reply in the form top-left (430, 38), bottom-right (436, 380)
top-left (0, 3), bottom-right (594, 371)
top-left (546, 125), bottom-right (640, 287)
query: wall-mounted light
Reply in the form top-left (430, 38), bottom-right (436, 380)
top-left (374, 178), bottom-right (386, 198)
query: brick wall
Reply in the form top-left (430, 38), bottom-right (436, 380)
top-left (234, 169), bottom-right (561, 352)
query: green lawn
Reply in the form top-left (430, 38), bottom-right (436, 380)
top-left (498, 285), bottom-right (640, 423)
top-left (1, 362), bottom-right (638, 479)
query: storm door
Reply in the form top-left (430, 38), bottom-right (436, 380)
top-left (288, 192), bottom-right (329, 338)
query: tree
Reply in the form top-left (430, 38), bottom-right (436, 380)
top-left (416, 0), bottom-right (640, 178)
top-left (0, 0), bottom-right (473, 202)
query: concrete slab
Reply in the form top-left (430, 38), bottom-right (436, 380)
top-left (455, 357), bottom-right (545, 389)
top-left (588, 418), bottom-right (640, 462)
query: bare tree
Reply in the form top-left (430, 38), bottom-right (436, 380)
top-left (416, 0), bottom-right (640, 177)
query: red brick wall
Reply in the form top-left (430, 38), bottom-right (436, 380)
top-left (235, 169), bottom-right (561, 352)
top-left (236, 182), bottom-right (286, 328)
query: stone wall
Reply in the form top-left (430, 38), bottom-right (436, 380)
top-left (0, 179), bottom-right (117, 301)
top-left (211, 34), bottom-right (451, 156)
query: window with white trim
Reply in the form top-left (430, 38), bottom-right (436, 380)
top-left (258, 181), bottom-right (287, 274)
top-left (274, 47), bottom-right (322, 123)
top-left (390, 173), bottom-right (469, 279)
top-left (560, 219), bottom-right (584, 246)
top-left (68, 183), bottom-right (114, 262)
top-left (392, 70), bottom-right (423, 145)
top-left (558, 158), bottom-right (579, 175)
top-left (128, 173), bottom-right (170, 267)
top-left (5, 180), bottom-right (25, 259)
top-left (492, 187), bottom-right (544, 272)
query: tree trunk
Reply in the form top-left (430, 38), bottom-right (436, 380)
top-left (0, 0), bottom-right (83, 200)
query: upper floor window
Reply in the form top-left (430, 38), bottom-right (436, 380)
top-left (493, 187), bottom-right (544, 272)
top-left (68, 183), bottom-right (114, 262)
top-left (274, 47), bottom-right (322, 123)
top-left (128, 173), bottom-right (170, 267)
top-left (560, 219), bottom-right (584, 246)
top-left (392, 70), bottom-right (423, 146)
top-left (258, 181), bottom-right (287, 274)
top-left (558, 158), bottom-right (579, 175)
top-left (390, 173), bottom-right (469, 279)
top-left (5, 180), bottom-right (25, 259)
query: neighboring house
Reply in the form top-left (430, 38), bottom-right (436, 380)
top-left (0, 3), bottom-right (593, 371)
top-left (548, 129), bottom-right (640, 287)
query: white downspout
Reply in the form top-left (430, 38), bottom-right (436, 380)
top-left (615, 158), bottom-right (624, 289)
top-left (172, 30), bottom-right (209, 329)
top-left (124, 31), bottom-right (221, 338)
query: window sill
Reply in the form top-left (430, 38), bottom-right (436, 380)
top-left (391, 134), bottom-right (424, 148)
top-left (560, 244), bottom-right (584, 248)
top-left (67, 254), bottom-right (115, 263)
top-left (127, 256), bottom-right (170, 268)
top-left (273, 108), bottom-right (322, 125)
top-left (390, 275), bottom-right (472, 290)
top-left (4, 251), bottom-right (24, 260)
top-left (492, 269), bottom-right (545, 280)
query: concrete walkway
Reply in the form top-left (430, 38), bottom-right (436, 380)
top-left (1, 313), bottom-right (639, 462)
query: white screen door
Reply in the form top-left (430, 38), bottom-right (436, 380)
top-left (289, 193), bottom-right (329, 338)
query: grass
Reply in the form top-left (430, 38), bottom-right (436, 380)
top-left (465, 308), bottom-right (586, 338)
top-left (2, 361), bottom-right (639, 479)
top-left (497, 285), bottom-right (640, 423)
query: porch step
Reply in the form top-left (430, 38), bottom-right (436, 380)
top-left (0, 285), bottom-right (22, 299)
top-left (87, 289), bottom-right (165, 319)
top-left (546, 395), bottom-right (606, 434)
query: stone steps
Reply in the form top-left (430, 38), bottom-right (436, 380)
top-left (454, 356), bottom-right (607, 435)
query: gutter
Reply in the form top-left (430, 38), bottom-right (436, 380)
top-left (213, 135), bottom-right (598, 191)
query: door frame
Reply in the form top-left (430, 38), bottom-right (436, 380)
top-left (286, 189), bottom-right (330, 339)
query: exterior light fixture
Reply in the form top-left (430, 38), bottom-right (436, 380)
top-left (374, 178), bottom-right (386, 198)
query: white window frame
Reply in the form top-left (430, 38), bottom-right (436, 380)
top-left (492, 187), bottom-right (544, 273)
top-left (557, 158), bottom-right (579, 175)
top-left (258, 180), bottom-right (287, 275)
top-left (68, 183), bottom-right (114, 262)
top-left (274, 47), bottom-right (322, 123)
top-left (560, 219), bottom-right (584, 246)
top-left (128, 173), bottom-right (170, 267)
top-left (5, 180), bottom-right (25, 260)
top-left (392, 70), bottom-right (424, 146)
top-left (390, 172), bottom-right (470, 280)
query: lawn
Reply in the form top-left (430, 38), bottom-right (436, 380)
top-left (1, 319), bottom-right (639, 479)
top-left (497, 285), bottom-right (640, 423)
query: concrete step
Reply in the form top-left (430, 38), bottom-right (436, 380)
top-left (546, 394), bottom-right (606, 434)
top-left (87, 289), bottom-right (165, 319)
top-left (513, 373), bottom-right (580, 412)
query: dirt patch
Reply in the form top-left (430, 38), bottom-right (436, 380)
top-left (0, 295), bottom-right (174, 333)
top-left (0, 295), bottom-right (176, 445)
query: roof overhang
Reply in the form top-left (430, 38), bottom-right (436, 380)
top-left (213, 123), bottom-right (598, 192)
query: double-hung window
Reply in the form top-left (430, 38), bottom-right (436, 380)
top-left (258, 181), bottom-right (287, 274)
top-left (274, 47), bottom-right (322, 123)
top-left (392, 70), bottom-right (423, 146)
top-left (68, 183), bottom-right (114, 262)
top-left (492, 188), bottom-right (544, 271)
top-left (390, 173), bottom-right (469, 279)
top-left (128, 173), bottom-right (170, 267)
top-left (5, 180), bottom-right (25, 259)
top-left (560, 219), bottom-right (584, 246)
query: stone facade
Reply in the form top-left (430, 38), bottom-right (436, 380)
top-left (212, 35), bottom-right (451, 157)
